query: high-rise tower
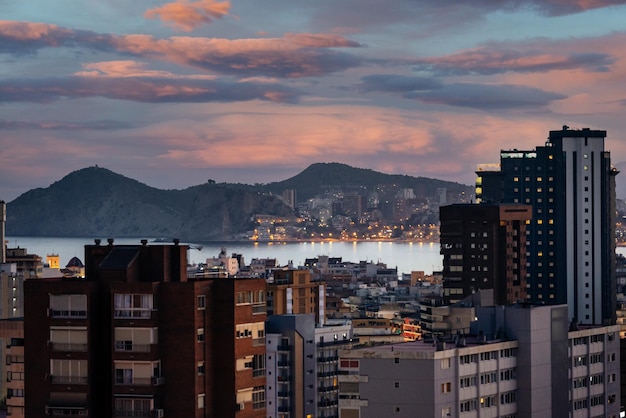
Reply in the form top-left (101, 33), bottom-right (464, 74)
top-left (476, 127), bottom-right (618, 325)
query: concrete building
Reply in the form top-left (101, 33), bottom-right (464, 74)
top-left (339, 304), bottom-right (620, 418)
top-left (476, 127), bottom-right (618, 325)
top-left (265, 315), bottom-right (354, 418)
top-left (268, 269), bottom-right (326, 325)
top-left (439, 203), bottom-right (531, 305)
top-left (24, 239), bottom-right (267, 417)
top-left (1, 319), bottom-right (24, 417)
top-left (266, 314), bottom-right (317, 418)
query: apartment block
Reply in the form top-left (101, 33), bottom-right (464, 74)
top-left (476, 127), bottom-right (618, 325)
top-left (268, 269), bottom-right (325, 325)
top-left (266, 314), bottom-right (354, 418)
top-left (339, 304), bottom-right (620, 418)
top-left (439, 203), bottom-right (531, 305)
top-left (24, 239), bottom-right (267, 417)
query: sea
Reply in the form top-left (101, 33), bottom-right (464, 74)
top-left (6, 236), bottom-right (444, 276)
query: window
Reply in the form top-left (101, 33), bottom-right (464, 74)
top-left (441, 358), bottom-right (451, 369)
top-left (115, 398), bottom-right (151, 416)
top-left (50, 326), bottom-right (88, 352)
top-left (197, 328), bottom-right (205, 343)
top-left (252, 386), bottom-right (265, 410)
top-left (441, 382), bottom-right (451, 393)
top-left (198, 361), bottom-right (205, 375)
top-left (114, 294), bottom-right (153, 319)
top-left (197, 295), bottom-right (206, 310)
top-left (114, 327), bottom-right (157, 352)
top-left (49, 294), bottom-right (87, 318)
top-left (460, 400), bottom-right (477, 412)
top-left (395, 382), bottom-right (400, 388)
top-left (198, 393), bottom-right (205, 409)
top-left (460, 376), bottom-right (476, 388)
top-left (480, 395), bottom-right (497, 408)
top-left (500, 391), bottom-right (516, 405)
top-left (51, 359), bottom-right (88, 384)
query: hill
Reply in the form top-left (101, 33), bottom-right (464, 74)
top-left (262, 162), bottom-right (472, 202)
top-left (5, 164), bottom-right (473, 240)
top-left (6, 167), bottom-right (293, 240)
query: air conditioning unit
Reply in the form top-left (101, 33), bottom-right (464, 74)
top-left (236, 402), bottom-right (245, 411)
top-left (154, 409), bottom-right (164, 418)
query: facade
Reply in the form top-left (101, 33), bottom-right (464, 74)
top-left (266, 315), bottom-right (354, 418)
top-left (24, 239), bottom-right (267, 417)
top-left (1, 319), bottom-right (24, 417)
top-left (339, 304), bottom-right (620, 418)
top-left (440, 204), bottom-right (531, 305)
top-left (266, 314), bottom-right (317, 418)
top-left (476, 127), bottom-right (618, 325)
top-left (268, 269), bottom-right (326, 325)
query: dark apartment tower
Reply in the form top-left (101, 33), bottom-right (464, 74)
top-left (440, 204), bottom-right (532, 305)
top-left (24, 240), bottom-right (267, 418)
top-left (476, 127), bottom-right (618, 325)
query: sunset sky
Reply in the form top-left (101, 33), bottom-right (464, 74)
top-left (2, 0), bottom-right (626, 202)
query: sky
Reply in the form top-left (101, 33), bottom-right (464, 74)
top-left (2, 0), bottom-right (626, 202)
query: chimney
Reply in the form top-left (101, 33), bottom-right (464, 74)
top-left (0, 201), bottom-right (6, 264)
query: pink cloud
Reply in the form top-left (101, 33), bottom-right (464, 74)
top-left (145, 0), bottom-right (231, 31)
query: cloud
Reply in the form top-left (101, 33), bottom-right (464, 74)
top-left (145, 0), bottom-right (231, 32)
top-left (309, 0), bottom-right (626, 31)
top-left (406, 83), bottom-right (567, 110)
top-left (0, 75), bottom-right (300, 104)
top-left (74, 60), bottom-right (217, 79)
top-left (0, 21), bottom-right (363, 78)
top-left (412, 46), bottom-right (614, 76)
top-left (0, 120), bottom-right (135, 130)
top-left (358, 74), bottom-right (443, 93)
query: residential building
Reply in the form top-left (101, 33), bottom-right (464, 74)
top-left (439, 203), bottom-right (531, 305)
top-left (265, 315), bottom-right (354, 418)
top-left (1, 319), bottom-right (24, 417)
top-left (266, 314), bottom-right (317, 418)
top-left (24, 239), bottom-right (267, 417)
top-left (339, 304), bottom-right (620, 418)
top-left (268, 269), bottom-right (325, 325)
top-left (476, 127), bottom-right (618, 325)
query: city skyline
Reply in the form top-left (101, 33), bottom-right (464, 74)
top-left (3, 1), bottom-right (626, 201)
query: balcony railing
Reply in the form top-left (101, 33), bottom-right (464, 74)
top-left (114, 376), bottom-right (165, 386)
top-left (50, 342), bottom-right (88, 352)
top-left (114, 309), bottom-right (153, 319)
top-left (113, 410), bottom-right (153, 418)
top-left (114, 342), bottom-right (153, 353)
top-left (50, 375), bottom-right (88, 385)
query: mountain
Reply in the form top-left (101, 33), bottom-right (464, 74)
top-left (6, 164), bottom-right (473, 240)
top-left (6, 167), bottom-right (293, 240)
top-left (264, 162), bottom-right (473, 202)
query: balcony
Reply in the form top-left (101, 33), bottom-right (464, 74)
top-left (252, 304), bottom-right (266, 314)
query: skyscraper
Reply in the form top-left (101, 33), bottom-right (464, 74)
top-left (476, 126), bottom-right (618, 325)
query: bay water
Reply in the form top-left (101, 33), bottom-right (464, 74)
top-left (6, 237), bottom-right (445, 276)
